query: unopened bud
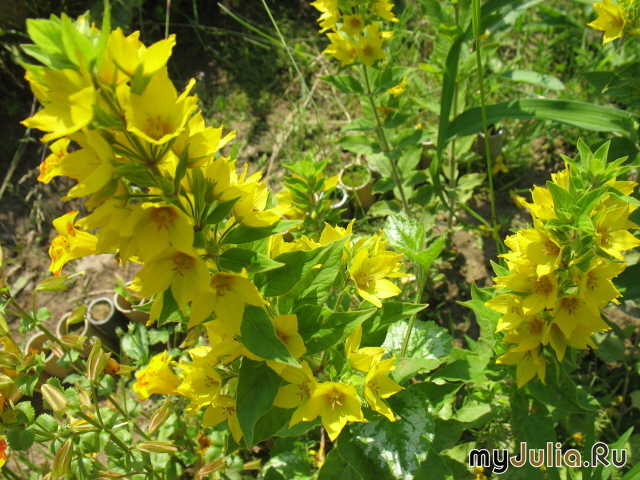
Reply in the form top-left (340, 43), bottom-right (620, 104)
top-left (134, 441), bottom-right (178, 453)
top-left (51, 438), bottom-right (73, 479)
top-left (86, 339), bottom-right (108, 382)
top-left (41, 383), bottom-right (69, 413)
top-left (148, 400), bottom-right (171, 434)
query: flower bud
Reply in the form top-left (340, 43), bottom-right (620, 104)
top-left (41, 383), bottom-right (69, 413)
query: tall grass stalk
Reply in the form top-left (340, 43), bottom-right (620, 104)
top-left (471, 0), bottom-right (501, 254)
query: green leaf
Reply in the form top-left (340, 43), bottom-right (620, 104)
top-left (361, 302), bottom-right (428, 343)
top-left (527, 359), bottom-right (601, 414)
top-left (499, 69), bottom-right (565, 91)
top-left (204, 197), bottom-right (240, 225)
top-left (337, 429), bottom-right (391, 479)
top-left (430, 350), bottom-right (490, 385)
top-left (298, 307), bottom-right (377, 355)
top-left (447, 99), bottom-right (637, 141)
top-left (26, 18), bottom-right (64, 58)
top-left (593, 330), bottom-right (626, 363)
top-left (511, 394), bottom-right (562, 480)
top-left (294, 238), bottom-right (348, 308)
top-left (321, 74), bottom-right (364, 94)
top-left (256, 242), bottom-right (336, 297)
top-left (156, 288), bottom-right (187, 327)
top-left (458, 284), bottom-right (500, 351)
top-left (373, 177), bottom-right (397, 194)
top-left (318, 448), bottom-right (362, 480)
top-left (592, 427), bottom-right (634, 480)
top-left (337, 135), bottom-right (381, 155)
top-left (342, 118), bottom-right (376, 132)
top-left (36, 413), bottom-right (58, 434)
top-left (236, 358), bottom-right (282, 448)
top-left (222, 220), bottom-right (301, 245)
top-left (241, 305), bottom-right (299, 367)
top-left (263, 438), bottom-right (313, 480)
top-left (60, 13), bottom-right (96, 68)
top-left (382, 320), bottom-right (452, 383)
top-left (120, 323), bottom-right (150, 364)
top-left (263, 467), bottom-right (287, 480)
top-left (370, 66), bottom-right (414, 95)
top-left (219, 248), bottom-right (284, 274)
top-left (349, 384), bottom-right (436, 479)
top-left (7, 427), bottom-right (35, 451)
top-left (384, 215), bottom-right (425, 253)
top-left (35, 275), bottom-right (70, 292)
top-left (614, 263), bottom-right (640, 300)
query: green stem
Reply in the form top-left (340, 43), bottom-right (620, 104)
top-left (361, 66), bottom-right (410, 213)
top-left (7, 300), bottom-right (67, 352)
top-left (400, 266), bottom-right (427, 358)
top-left (471, 0), bottom-right (501, 253)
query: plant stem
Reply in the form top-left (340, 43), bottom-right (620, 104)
top-left (361, 66), bottom-right (410, 213)
top-left (400, 266), bottom-right (427, 358)
top-left (446, 5), bottom-right (459, 241)
top-left (471, 0), bottom-right (501, 253)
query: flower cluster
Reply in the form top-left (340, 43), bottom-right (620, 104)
top-left (23, 13), bottom-right (409, 446)
top-left (310, 0), bottom-right (398, 67)
top-left (270, 221), bottom-right (405, 307)
top-left (135, 322), bottom-right (403, 443)
top-left (588, 0), bottom-right (638, 44)
top-left (487, 143), bottom-right (640, 388)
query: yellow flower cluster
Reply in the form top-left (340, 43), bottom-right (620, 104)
top-left (310, 0), bottom-right (397, 67)
top-left (270, 220), bottom-right (406, 307)
top-left (488, 165), bottom-right (640, 388)
top-left (23, 17), bottom-right (290, 324)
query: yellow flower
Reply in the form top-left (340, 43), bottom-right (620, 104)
top-left (578, 261), bottom-right (625, 312)
top-left (526, 186), bottom-right (557, 221)
top-left (189, 271), bottom-right (267, 329)
top-left (120, 202), bottom-right (194, 263)
top-left (106, 28), bottom-right (176, 79)
top-left (491, 155), bottom-right (509, 174)
top-left (302, 382), bottom-right (364, 441)
top-left (22, 67), bottom-right (95, 142)
top-left (364, 358), bottom-right (403, 421)
top-left (117, 69), bottom-right (198, 146)
top-left (593, 205), bottom-right (640, 260)
top-left (49, 211), bottom-right (97, 275)
top-left (496, 347), bottom-right (546, 388)
top-left (349, 249), bottom-right (403, 307)
top-left (344, 325), bottom-right (385, 371)
top-left (323, 32), bottom-right (358, 66)
top-left (205, 320), bottom-right (261, 364)
top-left (38, 138), bottom-right (70, 183)
top-left (588, 0), bottom-right (627, 44)
top-left (311, 0), bottom-right (340, 33)
top-left (233, 181), bottom-right (290, 227)
top-left (486, 294), bottom-right (526, 332)
top-left (509, 190), bottom-right (528, 209)
top-left (203, 395), bottom-right (243, 444)
top-left (503, 316), bottom-right (545, 352)
top-left (267, 315), bottom-right (306, 373)
top-left (171, 112), bottom-right (236, 168)
top-left (341, 14), bottom-right (365, 36)
top-left (387, 76), bottom-right (407, 97)
top-left (132, 247), bottom-right (210, 317)
top-left (133, 352), bottom-right (181, 401)
top-left (356, 24), bottom-right (387, 67)
top-left (59, 130), bottom-right (115, 200)
top-left (521, 228), bottom-right (562, 277)
top-left (274, 361), bottom-right (317, 425)
top-left (551, 295), bottom-right (609, 339)
top-left (370, 0), bottom-right (399, 22)
top-left (174, 347), bottom-right (222, 412)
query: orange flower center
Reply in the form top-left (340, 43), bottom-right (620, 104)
top-left (172, 253), bottom-right (195, 276)
top-left (150, 207), bottom-right (177, 230)
top-left (145, 115), bottom-right (173, 140)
